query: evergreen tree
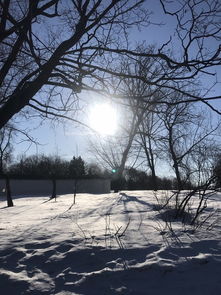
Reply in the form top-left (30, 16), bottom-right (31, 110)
top-left (69, 156), bottom-right (86, 178)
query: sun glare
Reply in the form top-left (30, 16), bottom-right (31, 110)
top-left (89, 103), bottom-right (117, 135)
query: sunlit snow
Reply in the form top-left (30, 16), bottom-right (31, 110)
top-left (0, 191), bottom-right (221, 294)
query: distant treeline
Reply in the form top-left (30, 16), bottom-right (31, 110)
top-left (5, 155), bottom-right (106, 179)
top-left (111, 167), bottom-right (193, 191)
top-left (214, 157), bottom-right (221, 188)
top-left (1, 154), bottom-right (196, 190)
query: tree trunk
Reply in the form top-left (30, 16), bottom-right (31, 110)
top-left (168, 128), bottom-right (183, 191)
top-left (73, 179), bottom-right (78, 204)
top-left (140, 131), bottom-right (158, 191)
top-left (51, 178), bottom-right (57, 201)
top-left (5, 175), bottom-right (13, 207)
top-left (117, 108), bottom-right (146, 178)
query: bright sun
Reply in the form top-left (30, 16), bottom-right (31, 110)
top-left (89, 103), bottom-right (117, 135)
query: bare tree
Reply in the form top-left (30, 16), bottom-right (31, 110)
top-left (0, 125), bottom-right (14, 207)
top-left (135, 111), bottom-right (163, 191)
top-left (80, 0), bottom-right (221, 112)
top-left (89, 135), bottom-right (124, 172)
top-left (158, 96), bottom-right (220, 191)
top-left (0, 125), bottom-right (14, 174)
top-left (188, 139), bottom-right (221, 187)
top-left (0, 0), bottom-right (150, 129)
top-left (0, 0), bottom-right (220, 133)
top-left (214, 154), bottom-right (221, 188)
top-left (116, 103), bottom-right (146, 178)
top-left (112, 49), bottom-right (160, 178)
top-left (88, 49), bottom-right (157, 178)
top-left (113, 49), bottom-right (164, 186)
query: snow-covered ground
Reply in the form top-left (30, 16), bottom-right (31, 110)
top-left (0, 191), bottom-right (221, 295)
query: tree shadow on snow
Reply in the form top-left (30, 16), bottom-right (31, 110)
top-left (1, 237), bottom-right (221, 295)
top-left (118, 192), bottom-right (153, 213)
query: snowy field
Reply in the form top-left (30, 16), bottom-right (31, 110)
top-left (0, 191), bottom-right (221, 295)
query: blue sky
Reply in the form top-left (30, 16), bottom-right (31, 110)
top-left (12, 0), bottom-right (221, 171)
top-left (12, 0), bottom-right (172, 160)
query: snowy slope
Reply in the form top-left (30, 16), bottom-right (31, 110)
top-left (0, 191), bottom-right (221, 295)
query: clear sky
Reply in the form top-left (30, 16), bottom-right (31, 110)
top-left (12, 0), bottom-right (221, 174)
